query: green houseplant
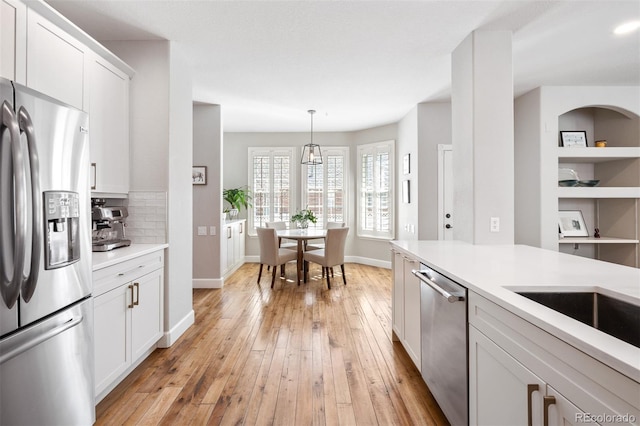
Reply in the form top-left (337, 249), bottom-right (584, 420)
top-left (223, 186), bottom-right (253, 218)
top-left (291, 208), bottom-right (317, 229)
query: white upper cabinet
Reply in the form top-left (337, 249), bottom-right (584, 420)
top-left (26, 8), bottom-right (86, 110)
top-left (88, 54), bottom-right (130, 195)
top-left (0, 0), bottom-right (26, 83)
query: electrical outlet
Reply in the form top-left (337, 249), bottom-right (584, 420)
top-left (197, 226), bottom-right (207, 236)
top-left (490, 217), bottom-right (500, 233)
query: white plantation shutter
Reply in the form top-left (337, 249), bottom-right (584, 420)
top-left (302, 147), bottom-right (348, 229)
top-left (248, 148), bottom-right (296, 234)
top-left (357, 141), bottom-right (394, 239)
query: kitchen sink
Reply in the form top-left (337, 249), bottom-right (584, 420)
top-left (515, 291), bottom-right (640, 348)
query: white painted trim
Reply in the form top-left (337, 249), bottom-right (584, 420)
top-left (193, 278), bottom-right (223, 289)
top-left (244, 255), bottom-right (390, 270)
top-left (158, 309), bottom-right (195, 348)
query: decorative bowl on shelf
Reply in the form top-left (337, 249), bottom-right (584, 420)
top-left (577, 180), bottom-right (600, 187)
top-left (558, 180), bottom-right (579, 187)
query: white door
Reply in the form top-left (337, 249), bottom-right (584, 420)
top-left (438, 145), bottom-right (453, 240)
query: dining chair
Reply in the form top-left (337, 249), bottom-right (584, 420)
top-left (265, 221), bottom-right (297, 249)
top-left (303, 227), bottom-right (349, 289)
top-left (256, 227), bottom-right (298, 288)
top-left (305, 221), bottom-right (345, 251)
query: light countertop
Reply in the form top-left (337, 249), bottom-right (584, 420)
top-left (390, 240), bottom-right (640, 381)
top-left (92, 243), bottom-right (168, 271)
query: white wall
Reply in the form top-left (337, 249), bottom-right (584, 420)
top-left (452, 30), bottom-right (515, 245)
top-left (397, 107), bottom-right (419, 241)
top-left (193, 104), bottom-right (223, 285)
top-left (104, 40), bottom-right (194, 347)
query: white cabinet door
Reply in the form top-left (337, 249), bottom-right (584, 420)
top-left (469, 326), bottom-right (545, 426)
top-left (88, 54), bottom-right (129, 194)
top-left (26, 8), bottom-right (85, 110)
top-left (94, 285), bottom-right (130, 397)
top-left (402, 255), bottom-right (421, 370)
top-left (545, 386), bottom-right (587, 426)
top-left (0, 0), bottom-right (26, 82)
top-left (391, 251), bottom-right (404, 341)
top-left (131, 268), bottom-right (163, 361)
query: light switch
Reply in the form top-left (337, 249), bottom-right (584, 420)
top-left (197, 226), bottom-right (207, 236)
top-left (490, 217), bottom-right (500, 233)
top-left (209, 226), bottom-right (216, 236)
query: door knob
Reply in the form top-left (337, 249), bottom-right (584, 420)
top-left (445, 224), bottom-right (452, 229)
top-left (445, 213), bottom-right (451, 219)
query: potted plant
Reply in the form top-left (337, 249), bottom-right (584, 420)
top-left (223, 186), bottom-right (252, 219)
top-left (291, 208), bottom-right (317, 229)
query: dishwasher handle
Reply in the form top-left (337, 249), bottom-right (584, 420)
top-left (412, 269), bottom-right (465, 303)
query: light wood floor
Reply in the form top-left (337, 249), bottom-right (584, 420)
top-left (96, 262), bottom-right (449, 425)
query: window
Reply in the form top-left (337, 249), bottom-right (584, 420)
top-left (357, 140), bottom-right (394, 239)
top-left (301, 147), bottom-right (348, 229)
top-left (248, 147), bottom-right (296, 234)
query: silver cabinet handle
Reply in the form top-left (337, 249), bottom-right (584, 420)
top-left (543, 396), bottom-right (556, 426)
top-left (527, 384), bottom-right (539, 426)
top-left (412, 269), bottom-right (464, 303)
top-left (17, 106), bottom-right (41, 302)
top-left (117, 264), bottom-right (145, 277)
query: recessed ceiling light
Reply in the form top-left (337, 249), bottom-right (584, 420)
top-left (614, 20), bottom-right (640, 35)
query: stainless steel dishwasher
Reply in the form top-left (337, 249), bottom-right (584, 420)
top-left (413, 264), bottom-right (468, 426)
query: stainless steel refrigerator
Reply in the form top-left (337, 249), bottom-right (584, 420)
top-left (0, 77), bottom-right (94, 425)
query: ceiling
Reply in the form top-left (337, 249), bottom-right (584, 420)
top-left (45, 0), bottom-right (640, 132)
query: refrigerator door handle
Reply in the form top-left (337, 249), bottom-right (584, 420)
top-left (0, 314), bottom-right (83, 365)
top-left (0, 100), bottom-right (27, 309)
top-left (17, 107), bottom-right (41, 302)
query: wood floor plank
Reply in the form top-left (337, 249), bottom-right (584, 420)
top-left (96, 263), bottom-right (448, 425)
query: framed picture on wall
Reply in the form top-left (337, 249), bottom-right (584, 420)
top-left (192, 166), bottom-right (207, 185)
top-left (560, 131), bottom-right (588, 148)
top-left (558, 210), bottom-right (589, 237)
top-left (402, 180), bottom-right (410, 203)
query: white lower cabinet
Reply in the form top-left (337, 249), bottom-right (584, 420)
top-left (223, 220), bottom-right (245, 276)
top-left (469, 291), bottom-right (639, 426)
top-left (470, 326), bottom-right (586, 425)
top-left (390, 249), bottom-right (421, 371)
top-left (93, 250), bottom-right (164, 401)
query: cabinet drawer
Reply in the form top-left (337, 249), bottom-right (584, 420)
top-left (93, 251), bottom-right (164, 296)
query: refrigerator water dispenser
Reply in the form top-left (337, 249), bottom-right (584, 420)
top-left (44, 191), bottom-right (80, 269)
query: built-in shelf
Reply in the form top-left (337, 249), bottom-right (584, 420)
top-left (557, 187), bottom-right (640, 198)
top-left (559, 236), bottom-right (640, 244)
top-left (557, 147), bottom-right (640, 163)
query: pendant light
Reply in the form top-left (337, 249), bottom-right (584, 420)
top-left (301, 109), bottom-right (322, 165)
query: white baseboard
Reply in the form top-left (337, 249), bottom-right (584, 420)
top-left (193, 278), bottom-right (223, 289)
top-left (158, 309), bottom-right (194, 348)
top-left (243, 255), bottom-right (390, 270)
top-left (345, 256), bottom-right (391, 269)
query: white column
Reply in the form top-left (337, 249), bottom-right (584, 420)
top-left (451, 30), bottom-right (514, 244)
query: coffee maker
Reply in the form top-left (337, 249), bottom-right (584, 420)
top-left (91, 199), bottom-right (132, 252)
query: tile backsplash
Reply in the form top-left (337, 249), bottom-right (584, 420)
top-left (97, 192), bottom-right (167, 244)
top-left (125, 191), bottom-right (167, 244)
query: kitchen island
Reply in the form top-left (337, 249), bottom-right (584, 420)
top-left (390, 240), bottom-right (639, 425)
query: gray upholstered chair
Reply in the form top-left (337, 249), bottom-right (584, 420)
top-left (303, 227), bottom-right (349, 289)
top-left (256, 227), bottom-right (298, 288)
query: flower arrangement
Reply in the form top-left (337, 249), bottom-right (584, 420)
top-left (291, 208), bottom-right (317, 229)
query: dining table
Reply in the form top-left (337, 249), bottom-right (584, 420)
top-left (276, 228), bottom-right (326, 284)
